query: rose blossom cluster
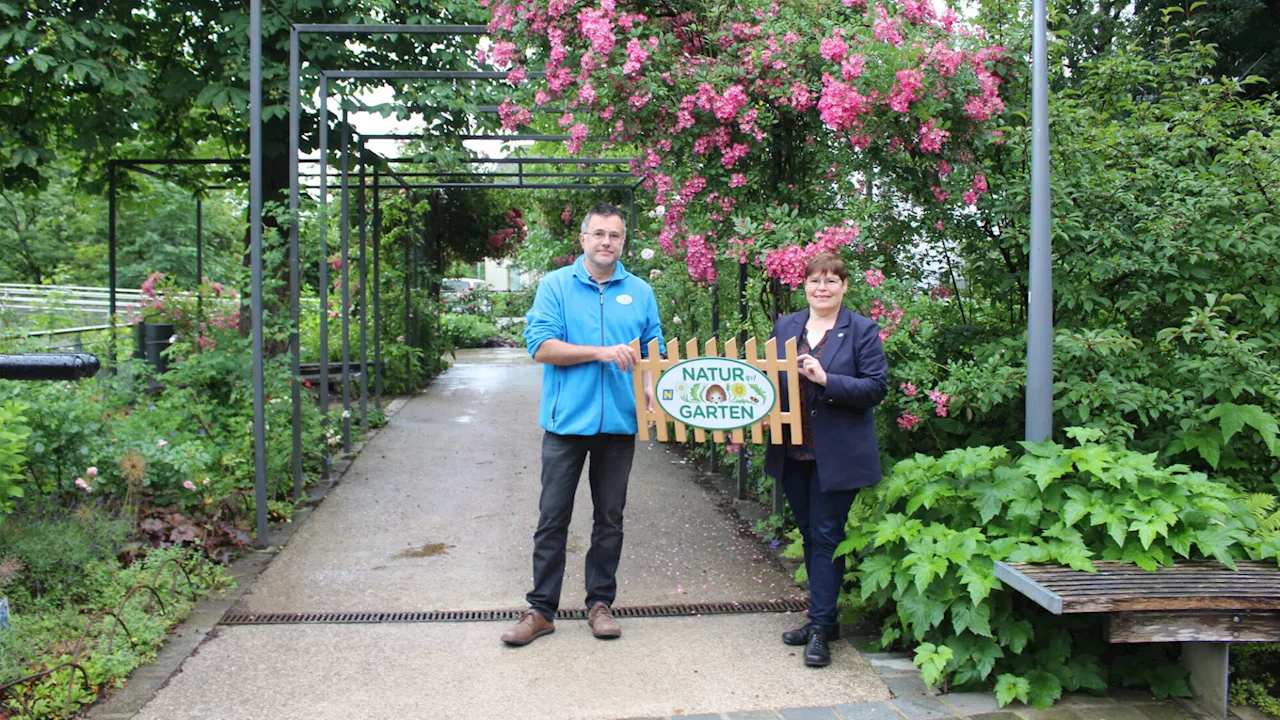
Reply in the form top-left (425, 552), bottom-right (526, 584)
top-left (481, 0), bottom-right (1008, 283)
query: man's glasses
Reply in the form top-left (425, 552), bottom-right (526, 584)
top-left (585, 230), bottom-right (625, 242)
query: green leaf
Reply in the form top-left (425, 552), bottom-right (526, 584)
top-left (1060, 492), bottom-right (1092, 527)
top-left (973, 483), bottom-right (1006, 525)
top-left (1119, 541), bottom-right (1161, 571)
top-left (1129, 517), bottom-right (1168, 550)
top-left (906, 553), bottom-right (950, 594)
top-left (1209, 403), bottom-right (1279, 456)
top-left (997, 618), bottom-right (1034, 653)
top-left (1026, 669), bottom-right (1064, 708)
top-left (995, 674), bottom-right (1031, 706)
top-left (1062, 653), bottom-right (1108, 692)
top-left (859, 554), bottom-right (896, 599)
top-left (960, 563), bottom-right (1003, 605)
top-left (1064, 426), bottom-right (1105, 443)
top-left (1018, 439), bottom-right (1061, 458)
top-left (951, 601), bottom-right (994, 638)
top-left (1192, 526), bottom-right (1238, 569)
top-left (905, 481), bottom-right (953, 514)
top-left (898, 592), bottom-right (947, 640)
top-left (1068, 444), bottom-right (1112, 478)
top-left (913, 642), bottom-right (955, 689)
top-left (1021, 454), bottom-right (1074, 491)
top-left (873, 513), bottom-right (918, 548)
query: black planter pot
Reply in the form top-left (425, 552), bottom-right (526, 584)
top-left (136, 322), bottom-right (175, 374)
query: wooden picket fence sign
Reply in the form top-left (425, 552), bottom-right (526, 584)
top-left (629, 336), bottom-right (802, 446)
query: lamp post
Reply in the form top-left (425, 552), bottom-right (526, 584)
top-left (1025, 0), bottom-right (1053, 442)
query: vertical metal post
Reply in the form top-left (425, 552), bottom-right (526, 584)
top-left (404, 223), bottom-right (412, 386)
top-left (340, 111), bottom-right (352, 451)
top-left (627, 189), bottom-right (635, 241)
top-left (357, 147), bottom-right (369, 434)
top-left (289, 25), bottom-right (303, 499)
top-left (709, 290), bottom-right (720, 474)
top-left (108, 163), bottom-right (118, 372)
top-left (736, 261), bottom-right (748, 500)
top-left (195, 197), bottom-right (204, 323)
top-left (372, 168), bottom-right (382, 403)
top-left (318, 74), bottom-right (330, 414)
top-left (249, 0), bottom-right (268, 548)
top-left (1026, 0), bottom-right (1053, 442)
top-left (770, 282), bottom-right (784, 517)
top-left (418, 215), bottom-right (428, 389)
top-left (195, 198), bottom-right (204, 286)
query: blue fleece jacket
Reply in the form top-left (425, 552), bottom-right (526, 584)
top-left (524, 257), bottom-right (664, 436)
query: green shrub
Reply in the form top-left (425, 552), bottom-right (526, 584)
top-left (0, 400), bottom-right (31, 515)
top-left (440, 314), bottom-right (501, 349)
top-left (494, 287), bottom-right (535, 317)
top-left (0, 542), bottom-right (230, 719)
top-left (845, 427), bottom-right (1275, 706)
top-left (1230, 644), bottom-right (1280, 718)
top-left (0, 505), bottom-right (132, 609)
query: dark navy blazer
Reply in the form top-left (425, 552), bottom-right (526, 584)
top-left (764, 307), bottom-right (889, 492)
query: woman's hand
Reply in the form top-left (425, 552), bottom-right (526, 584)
top-left (796, 353), bottom-right (827, 386)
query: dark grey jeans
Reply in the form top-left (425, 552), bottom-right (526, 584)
top-left (526, 431), bottom-right (635, 619)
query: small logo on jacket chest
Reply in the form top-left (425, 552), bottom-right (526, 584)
top-left (616, 294), bottom-right (633, 305)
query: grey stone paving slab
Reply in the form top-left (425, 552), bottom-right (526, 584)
top-left (1133, 703), bottom-right (1196, 720)
top-left (1060, 706), bottom-right (1149, 720)
top-left (1011, 709), bottom-right (1083, 720)
top-left (940, 693), bottom-right (998, 715)
top-left (1054, 695), bottom-right (1117, 709)
top-left (967, 714), bottom-right (1021, 720)
top-left (727, 711), bottom-right (785, 720)
top-left (883, 676), bottom-right (931, 698)
top-left (834, 701), bottom-right (906, 719)
top-left (865, 656), bottom-right (919, 674)
top-left (891, 696), bottom-right (956, 719)
top-left (780, 707), bottom-right (841, 720)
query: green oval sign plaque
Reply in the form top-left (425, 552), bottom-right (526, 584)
top-left (654, 357), bottom-right (777, 432)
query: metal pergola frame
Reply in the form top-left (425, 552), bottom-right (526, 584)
top-left (107, 159), bottom-right (242, 325)
top-left (209, 19), bottom-right (644, 547)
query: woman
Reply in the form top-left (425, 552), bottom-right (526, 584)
top-left (765, 252), bottom-right (888, 667)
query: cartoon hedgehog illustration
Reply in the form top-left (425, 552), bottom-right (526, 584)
top-left (704, 384), bottom-right (727, 404)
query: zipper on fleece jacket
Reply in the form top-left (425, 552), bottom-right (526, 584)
top-left (598, 282), bottom-right (606, 434)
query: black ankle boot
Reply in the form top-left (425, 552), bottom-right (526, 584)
top-left (783, 623), bottom-right (839, 646)
top-left (804, 627), bottom-right (831, 667)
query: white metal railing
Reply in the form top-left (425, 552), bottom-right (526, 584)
top-left (0, 284), bottom-right (147, 316)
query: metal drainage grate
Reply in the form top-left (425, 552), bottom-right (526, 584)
top-left (220, 599), bottom-right (809, 626)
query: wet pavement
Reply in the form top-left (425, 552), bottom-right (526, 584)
top-left (118, 348), bottom-right (887, 720)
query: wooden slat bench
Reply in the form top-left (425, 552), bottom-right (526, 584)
top-left (995, 560), bottom-right (1280, 718)
top-left (299, 361), bottom-right (383, 391)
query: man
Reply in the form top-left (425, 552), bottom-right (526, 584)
top-left (502, 202), bottom-right (664, 646)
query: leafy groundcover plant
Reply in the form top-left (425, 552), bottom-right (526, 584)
top-left (842, 427), bottom-right (1279, 707)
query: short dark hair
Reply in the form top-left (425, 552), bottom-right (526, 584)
top-left (805, 252), bottom-right (848, 282)
top-left (580, 202), bottom-right (626, 234)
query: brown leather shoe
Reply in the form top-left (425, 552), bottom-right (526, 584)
top-left (588, 602), bottom-right (622, 639)
top-left (501, 610), bottom-right (555, 646)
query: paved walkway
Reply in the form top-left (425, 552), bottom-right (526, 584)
top-left (93, 349), bottom-right (1208, 720)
